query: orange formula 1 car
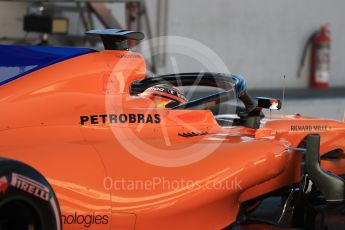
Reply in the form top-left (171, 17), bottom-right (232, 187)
top-left (0, 29), bottom-right (345, 230)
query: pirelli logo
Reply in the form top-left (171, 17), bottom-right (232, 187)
top-left (11, 173), bottom-right (50, 201)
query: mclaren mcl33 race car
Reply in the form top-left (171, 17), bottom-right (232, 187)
top-left (0, 29), bottom-right (345, 230)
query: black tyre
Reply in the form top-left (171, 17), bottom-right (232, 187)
top-left (0, 159), bottom-right (61, 230)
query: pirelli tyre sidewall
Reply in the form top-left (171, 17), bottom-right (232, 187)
top-left (0, 159), bottom-right (61, 230)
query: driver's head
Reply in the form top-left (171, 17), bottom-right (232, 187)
top-left (139, 84), bottom-right (188, 108)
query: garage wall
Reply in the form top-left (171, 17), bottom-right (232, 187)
top-left (0, 2), bottom-right (28, 38)
top-left (164, 0), bottom-right (345, 89)
top-left (0, 1), bottom-right (344, 90)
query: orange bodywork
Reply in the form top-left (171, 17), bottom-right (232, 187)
top-left (0, 49), bottom-right (345, 229)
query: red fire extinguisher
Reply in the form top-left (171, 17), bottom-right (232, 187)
top-left (298, 24), bottom-right (331, 89)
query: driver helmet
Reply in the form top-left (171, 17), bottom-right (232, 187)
top-left (139, 84), bottom-right (188, 108)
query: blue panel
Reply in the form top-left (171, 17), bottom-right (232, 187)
top-left (0, 45), bottom-right (95, 85)
top-left (231, 73), bottom-right (246, 95)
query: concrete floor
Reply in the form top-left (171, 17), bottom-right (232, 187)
top-left (249, 88), bottom-right (345, 120)
top-left (275, 98), bottom-right (345, 120)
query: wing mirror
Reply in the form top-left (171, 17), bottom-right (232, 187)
top-left (256, 97), bottom-right (282, 110)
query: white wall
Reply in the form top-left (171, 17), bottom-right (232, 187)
top-left (165, 0), bottom-right (345, 89)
